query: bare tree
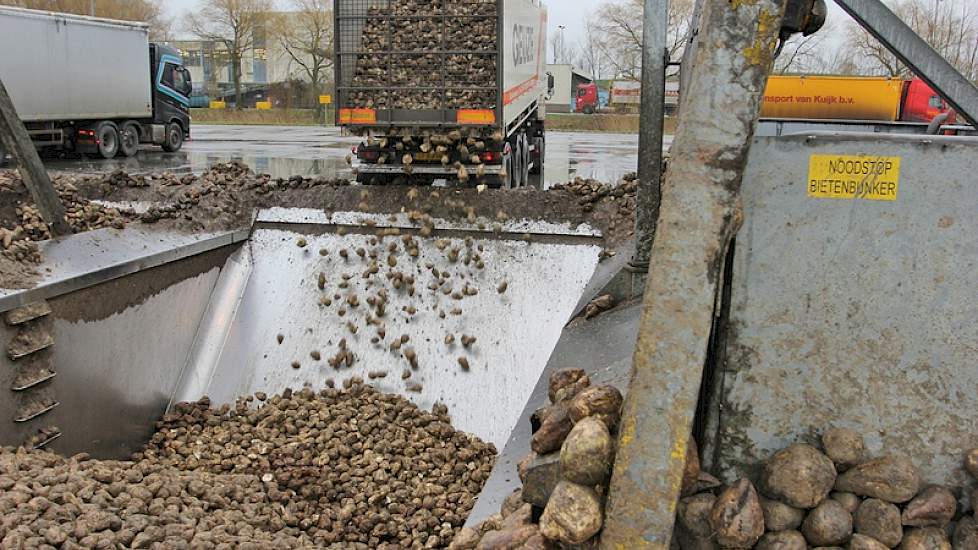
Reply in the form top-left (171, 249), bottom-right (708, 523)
top-left (185, 0), bottom-right (272, 109)
top-left (270, 0), bottom-right (333, 107)
top-left (590, 0), bottom-right (695, 79)
top-left (577, 19), bottom-right (608, 79)
top-left (844, 0), bottom-right (978, 80)
top-left (774, 20), bottom-right (836, 74)
top-left (549, 28), bottom-right (574, 64)
top-left (1, 0), bottom-right (171, 38)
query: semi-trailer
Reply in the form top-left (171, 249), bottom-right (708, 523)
top-left (760, 74), bottom-right (955, 123)
top-left (0, 6), bottom-right (192, 161)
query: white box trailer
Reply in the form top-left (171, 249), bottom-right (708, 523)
top-left (610, 80), bottom-right (641, 109)
top-left (335, 0), bottom-right (550, 188)
top-left (0, 6), bottom-right (192, 159)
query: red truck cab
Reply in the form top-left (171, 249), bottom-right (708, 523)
top-left (901, 78), bottom-right (956, 124)
top-left (576, 83), bottom-right (599, 114)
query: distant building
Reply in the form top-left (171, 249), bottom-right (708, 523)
top-left (546, 64), bottom-right (594, 113)
top-left (167, 12), bottom-right (328, 108)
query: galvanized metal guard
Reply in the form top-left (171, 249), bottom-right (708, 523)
top-left (600, 0), bottom-right (786, 546)
top-left (632, 0), bottom-right (668, 266)
top-left (834, 0), bottom-right (978, 128)
top-left (708, 132), bottom-right (978, 491)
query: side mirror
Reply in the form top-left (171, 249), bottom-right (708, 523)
top-left (547, 73), bottom-right (555, 92)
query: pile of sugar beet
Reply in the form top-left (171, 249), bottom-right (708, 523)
top-left (670, 429), bottom-right (978, 550)
top-left (0, 382), bottom-right (497, 549)
top-left (451, 368), bottom-right (626, 549)
top-left (451, 368), bottom-right (978, 550)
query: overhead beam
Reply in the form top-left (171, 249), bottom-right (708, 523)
top-left (834, 0), bottom-right (978, 128)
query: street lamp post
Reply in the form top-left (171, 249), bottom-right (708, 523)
top-left (556, 25), bottom-right (566, 63)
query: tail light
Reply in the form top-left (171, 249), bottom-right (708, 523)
top-left (78, 129), bottom-right (95, 136)
top-left (359, 150), bottom-right (380, 161)
top-left (457, 110), bottom-right (496, 125)
top-left (479, 151), bottom-right (499, 163)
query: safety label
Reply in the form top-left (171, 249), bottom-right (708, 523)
top-left (807, 154), bottom-right (901, 201)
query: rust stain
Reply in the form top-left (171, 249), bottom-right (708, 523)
top-left (619, 415), bottom-right (637, 447)
top-left (938, 216), bottom-right (954, 228)
top-left (743, 10), bottom-right (780, 66)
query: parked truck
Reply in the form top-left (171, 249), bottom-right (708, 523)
top-left (335, 0), bottom-right (549, 188)
top-left (0, 7), bottom-right (192, 161)
top-left (761, 75), bottom-right (955, 123)
top-left (609, 80), bottom-right (641, 112)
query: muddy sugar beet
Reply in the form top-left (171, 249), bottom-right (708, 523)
top-left (459, 383), bottom-right (978, 550)
top-left (0, 383), bottom-right (496, 548)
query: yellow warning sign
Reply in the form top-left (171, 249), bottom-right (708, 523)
top-left (807, 154), bottom-right (901, 201)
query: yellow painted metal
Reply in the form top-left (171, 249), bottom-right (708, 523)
top-left (807, 154), bottom-right (901, 201)
top-left (209, 100), bottom-right (226, 109)
top-left (761, 75), bottom-right (904, 121)
top-left (255, 101), bottom-right (272, 110)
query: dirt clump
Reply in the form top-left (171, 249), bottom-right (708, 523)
top-left (0, 170), bottom-right (137, 286)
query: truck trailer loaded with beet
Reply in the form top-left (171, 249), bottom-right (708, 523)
top-left (335, 0), bottom-right (549, 187)
top-left (0, 7), bottom-right (192, 161)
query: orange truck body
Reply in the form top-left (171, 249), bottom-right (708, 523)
top-left (761, 75), bottom-right (954, 123)
top-left (762, 75), bottom-right (904, 120)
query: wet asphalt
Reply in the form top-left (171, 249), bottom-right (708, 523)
top-left (40, 125), bottom-right (654, 187)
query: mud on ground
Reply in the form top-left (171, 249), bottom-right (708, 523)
top-left (0, 163), bottom-right (639, 288)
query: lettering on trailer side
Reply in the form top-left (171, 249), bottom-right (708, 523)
top-left (513, 24), bottom-right (536, 66)
top-left (807, 154), bottom-right (901, 201)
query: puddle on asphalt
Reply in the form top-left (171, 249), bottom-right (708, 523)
top-left (40, 134), bottom-right (639, 187)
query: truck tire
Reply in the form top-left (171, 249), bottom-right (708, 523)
top-left (501, 147), bottom-right (515, 189)
top-left (162, 122), bottom-right (184, 153)
top-left (95, 123), bottom-right (120, 159)
top-left (0, 142), bottom-right (6, 166)
top-left (530, 136), bottom-right (544, 175)
top-left (118, 122), bottom-right (140, 158)
top-left (583, 105), bottom-right (595, 115)
top-left (509, 139), bottom-right (523, 188)
top-left (516, 132), bottom-right (530, 188)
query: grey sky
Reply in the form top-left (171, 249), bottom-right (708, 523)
top-left (164, 0), bottom-right (587, 49)
top-left (164, 0), bottom-right (850, 59)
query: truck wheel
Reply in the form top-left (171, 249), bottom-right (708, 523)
top-left (583, 105), bottom-right (595, 115)
top-left (516, 133), bottom-right (530, 188)
top-left (118, 122), bottom-right (140, 158)
top-left (501, 147), bottom-right (515, 189)
top-left (162, 123), bottom-right (184, 153)
top-left (95, 123), bottom-right (120, 159)
top-left (529, 136), bottom-right (544, 175)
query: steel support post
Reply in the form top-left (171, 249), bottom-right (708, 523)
top-left (599, 0), bottom-right (786, 546)
top-left (632, 0), bottom-right (669, 267)
top-left (0, 78), bottom-right (70, 237)
top-left (834, 0), bottom-right (978, 128)
top-left (678, 0), bottom-right (706, 111)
